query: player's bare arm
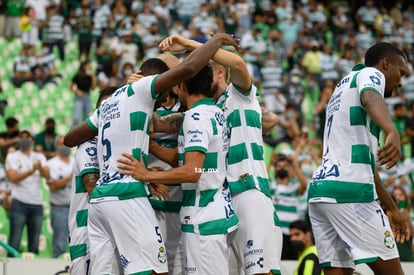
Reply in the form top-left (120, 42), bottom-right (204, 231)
top-left (64, 122), bottom-right (97, 148)
top-left (374, 170), bottom-right (410, 243)
top-left (361, 90), bottom-right (401, 168)
top-left (117, 151), bottom-right (205, 184)
top-left (82, 172), bottom-right (100, 196)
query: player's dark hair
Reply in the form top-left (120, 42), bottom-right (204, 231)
top-left (364, 42), bottom-right (407, 67)
top-left (289, 220), bottom-right (311, 233)
top-left (140, 58), bottom-right (169, 76)
top-left (96, 86), bottom-right (118, 108)
top-left (5, 117), bottom-right (18, 128)
top-left (185, 64), bottom-right (213, 97)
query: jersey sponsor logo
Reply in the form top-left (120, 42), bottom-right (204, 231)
top-left (86, 146), bottom-right (97, 157)
top-left (84, 162), bottom-right (98, 168)
top-left (215, 112), bottom-right (225, 126)
top-left (101, 98), bottom-right (121, 123)
top-left (256, 257), bottom-right (264, 268)
top-left (119, 254), bottom-right (130, 269)
top-left (243, 248), bottom-right (264, 258)
top-left (312, 158), bottom-right (339, 181)
top-left (336, 76), bottom-right (349, 88)
top-left (245, 261), bottom-right (256, 270)
top-left (222, 182), bottom-right (235, 219)
top-left (184, 266), bottom-right (197, 273)
top-left (187, 129), bottom-right (203, 135)
top-left (158, 246), bottom-right (167, 263)
top-left (327, 91), bottom-right (342, 116)
top-left (191, 112), bottom-right (200, 121)
top-left (384, 231), bottom-right (395, 249)
top-left (189, 138), bottom-right (202, 143)
top-left (246, 240), bottom-right (253, 249)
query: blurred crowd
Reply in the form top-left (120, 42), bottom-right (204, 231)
top-left (0, 0), bottom-right (414, 260)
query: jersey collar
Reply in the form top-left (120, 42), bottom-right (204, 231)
top-left (191, 97), bottom-right (215, 109)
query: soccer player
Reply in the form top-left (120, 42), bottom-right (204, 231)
top-left (68, 87), bottom-right (117, 274)
top-left (64, 33), bottom-right (240, 275)
top-left (308, 42), bottom-right (410, 275)
top-left (159, 34), bottom-right (283, 275)
top-left (117, 63), bottom-right (238, 275)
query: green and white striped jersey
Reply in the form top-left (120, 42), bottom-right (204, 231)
top-left (271, 180), bottom-right (300, 235)
top-left (68, 138), bottom-right (99, 260)
top-left (149, 102), bottom-right (182, 212)
top-left (178, 98), bottom-right (238, 235)
top-left (87, 76), bottom-right (158, 202)
top-left (218, 83), bottom-right (272, 197)
top-left (309, 64), bottom-right (384, 203)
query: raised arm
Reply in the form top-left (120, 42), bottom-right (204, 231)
top-left (160, 34), bottom-right (251, 93)
top-left (154, 33), bottom-right (241, 94)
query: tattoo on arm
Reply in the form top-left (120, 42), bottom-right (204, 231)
top-left (83, 173), bottom-right (100, 195)
top-left (165, 114), bottom-right (183, 132)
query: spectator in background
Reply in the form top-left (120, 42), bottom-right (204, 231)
top-left (34, 43), bottom-right (62, 87)
top-left (301, 40), bottom-right (322, 89)
top-left (320, 44), bottom-right (339, 88)
top-left (34, 117), bottom-right (58, 159)
top-left (406, 101), bottom-right (414, 158)
top-left (25, 0), bottom-right (49, 41)
top-left (190, 3), bottom-right (219, 36)
top-left (70, 61), bottom-right (96, 126)
top-left (44, 4), bottom-right (65, 61)
top-left (153, 0), bottom-right (171, 36)
top-left (374, 5), bottom-right (396, 42)
top-left (289, 220), bottom-right (323, 275)
top-left (118, 62), bottom-right (135, 84)
top-left (0, 0), bottom-right (6, 37)
top-left (270, 153), bottom-right (308, 260)
top-left (174, 0), bottom-right (200, 28)
top-left (356, 22), bottom-right (375, 54)
top-left (0, 160), bottom-right (12, 212)
top-left (20, 6), bottom-right (38, 52)
top-left (280, 68), bottom-right (305, 128)
top-left (115, 29), bottom-right (140, 69)
top-left (91, 0), bottom-right (111, 44)
top-left (391, 103), bottom-right (409, 160)
top-left (355, 0), bottom-right (379, 31)
top-left (391, 186), bottom-right (414, 262)
top-left (46, 135), bottom-right (73, 258)
top-left (76, 3), bottom-right (93, 61)
top-left (95, 29), bottom-right (116, 74)
top-left (97, 60), bottom-right (118, 90)
top-left (4, 0), bottom-right (24, 41)
top-left (5, 129), bottom-right (49, 255)
top-left (0, 117), bottom-right (20, 163)
top-left (11, 46), bottom-right (36, 88)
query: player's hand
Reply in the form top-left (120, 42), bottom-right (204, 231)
top-left (117, 152), bottom-right (148, 181)
top-left (126, 70), bottom-right (144, 83)
top-left (159, 34), bottom-right (192, 52)
top-left (388, 209), bottom-right (411, 243)
top-left (377, 131), bottom-right (401, 169)
top-left (150, 182), bottom-right (169, 200)
top-left (209, 32), bottom-right (241, 52)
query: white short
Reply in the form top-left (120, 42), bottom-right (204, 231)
top-left (309, 202), bottom-right (400, 269)
top-left (88, 198), bottom-right (168, 274)
top-left (182, 232), bottom-right (228, 274)
top-left (70, 255), bottom-right (90, 275)
top-left (155, 210), bottom-right (183, 274)
top-left (229, 189), bottom-right (282, 275)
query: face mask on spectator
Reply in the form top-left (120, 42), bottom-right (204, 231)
top-left (18, 138), bottom-right (32, 150)
top-left (58, 146), bottom-right (72, 157)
